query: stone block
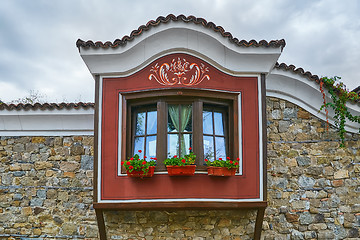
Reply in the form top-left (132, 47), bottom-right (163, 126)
top-left (317, 230), bottom-right (334, 239)
top-left (70, 143), bottom-right (84, 155)
top-left (25, 143), bottom-right (39, 152)
top-left (81, 155), bottom-right (93, 170)
top-left (297, 109), bottom-right (310, 119)
top-left (334, 169), bottom-right (349, 179)
top-left (34, 161), bottom-right (52, 170)
top-left (60, 162), bottom-right (79, 172)
top-left (279, 121), bottom-right (290, 133)
top-left (332, 179), bottom-right (344, 187)
top-left (291, 229), bottom-right (304, 240)
top-left (85, 225), bottom-right (98, 238)
top-left (13, 143), bottom-right (25, 152)
top-left (37, 189), bottom-right (47, 199)
top-left (285, 158), bottom-right (298, 167)
top-left (298, 176), bottom-right (315, 189)
top-left (283, 108), bottom-right (297, 119)
top-left (61, 222), bottom-right (77, 235)
top-left (271, 110), bottom-right (282, 120)
top-left (298, 212), bottom-right (313, 225)
top-left (308, 223), bottom-right (327, 231)
top-left (296, 156), bottom-right (311, 166)
top-left (285, 213), bottom-right (299, 223)
top-left (9, 164), bottom-right (21, 171)
top-left (348, 228), bottom-right (359, 238)
top-left (30, 198), bottom-right (44, 207)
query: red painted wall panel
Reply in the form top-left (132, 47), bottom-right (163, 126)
top-left (100, 53), bottom-right (260, 200)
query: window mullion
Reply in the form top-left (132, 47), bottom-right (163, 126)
top-left (178, 104), bottom-right (182, 157)
top-left (157, 101), bottom-right (167, 170)
top-left (193, 100), bottom-right (203, 168)
top-left (212, 110), bottom-right (217, 160)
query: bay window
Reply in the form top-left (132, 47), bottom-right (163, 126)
top-left (125, 90), bottom-right (238, 172)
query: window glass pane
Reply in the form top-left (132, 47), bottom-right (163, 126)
top-left (203, 135), bottom-right (215, 161)
top-left (181, 104), bottom-right (192, 132)
top-left (180, 133), bottom-right (192, 157)
top-left (135, 112), bottom-right (146, 136)
top-left (147, 110), bottom-right (157, 135)
top-left (215, 137), bottom-right (226, 160)
top-left (214, 112), bottom-right (224, 136)
top-left (145, 136), bottom-right (157, 160)
top-left (168, 105), bottom-right (179, 133)
top-left (167, 134), bottom-right (179, 158)
top-left (133, 137), bottom-right (144, 159)
top-left (203, 111), bottom-right (213, 134)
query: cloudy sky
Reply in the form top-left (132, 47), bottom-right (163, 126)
top-left (0, 0), bottom-right (359, 103)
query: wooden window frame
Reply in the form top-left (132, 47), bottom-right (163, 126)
top-left (123, 89), bottom-right (238, 173)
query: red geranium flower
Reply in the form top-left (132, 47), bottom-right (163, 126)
top-left (235, 162), bottom-right (239, 165)
top-left (153, 157), bottom-right (157, 160)
top-left (174, 155), bottom-right (177, 158)
top-left (181, 159), bottom-right (186, 163)
top-left (189, 147), bottom-right (192, 150)
top-left (237, 157), bottom-right (240, 161)
top-left (130, 157), bottom-right (134, 160)
top-left (219, 158), bottom-right (222, 160)
top-left (142, 161), bottom-right (147, 165)
top-left (227, 157), bottom-right (230, 160)
top-left (126, 161), bottom-right (131, 165)
top-left (129, 166), bottom-right (133, 169)
top-left (204, 159), bottom-right (208, 162)
top-left (121, 161), bottom-right (124, 165)
top-left (138, 150), bottom-right (142, 153)
top-left (230, 161), bottom-right (233, 164)
top-left (144, 156), bottom-right (147, 158)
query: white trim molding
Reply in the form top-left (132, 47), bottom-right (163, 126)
top-left (267, 69), bottom-right (360, 133)
top-left (0, 108), bottom-right (94, 136)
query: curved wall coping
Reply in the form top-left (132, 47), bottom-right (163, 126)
top-left (267, 68), bottom-right (360, 133)
top-left (79, 22), bottom-right (283, 76)
top-left (0, 108), bottom-right (94, 136)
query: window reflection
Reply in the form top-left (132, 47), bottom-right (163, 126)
top-left (203, 107), bottom-right (227, 160)
top-left (133, 108), bottom-right (157, 161)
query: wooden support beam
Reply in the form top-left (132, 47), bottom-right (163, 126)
top-left (254, 207), bottom-right (265, 240)
top-left (95, 209), bottom-right (107, 240)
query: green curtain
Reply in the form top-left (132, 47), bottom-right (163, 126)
top-left (168, 105), bottom-right (192, 157)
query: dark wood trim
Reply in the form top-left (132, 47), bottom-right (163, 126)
top-left (123, 88), bottom-right (239, 100)
top-left (193, 100), bottom-right (203, 169)
top-left (95, 209), bottom-right (107, 240)
top-left (261, 74), bottom-right (267, 201)
top-left (157, 100), bottom-right (167, 170)
top-left (93, 201), bottom-right (267, 210)
top-left (93, 75), bottom-right (100, 203)
top-left (254, 207), bottom-right (266, 240)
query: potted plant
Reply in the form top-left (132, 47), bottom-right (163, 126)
top-left (164, 148), bottom-right (196, 176)
top-left (121, 150), bottom-right (157, 178)
top-left (205, 157), bottom-right (239, 176)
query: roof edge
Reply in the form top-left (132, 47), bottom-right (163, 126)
top-left (0, 102), bottom-right (95, 111)
top-left (76, 14), bottom-right (286, 50)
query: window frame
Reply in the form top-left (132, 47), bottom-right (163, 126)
top-left (122, 89), bottom-right (239, 173)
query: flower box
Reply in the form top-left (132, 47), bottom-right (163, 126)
top-left (166, 165), bottom-right (196, 176)
top-left (207, 166), bottom-right (236, 177)
top-left (126, 166), bottom-right (155, 178)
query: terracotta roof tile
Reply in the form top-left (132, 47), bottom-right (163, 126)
top-left (275, 62), bottom-right (360, 103)
top-left (274, 62), bottom-right (321, 83)
top-left (0, 102), bottom-right (95, 111)
top-left (76, 14), bottom-right (286, 50)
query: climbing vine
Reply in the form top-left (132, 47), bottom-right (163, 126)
top-left (320, 76), bottom-right (360, 147)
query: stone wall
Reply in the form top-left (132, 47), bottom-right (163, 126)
top-left (0, 97), bottom-right (359, 239)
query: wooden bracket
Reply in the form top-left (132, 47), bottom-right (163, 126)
top-left (95, 209), bottom-right (107, 240)
top-left (254, 207), bottom-right (266, 240)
